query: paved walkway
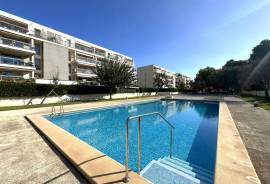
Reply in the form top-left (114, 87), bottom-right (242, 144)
top-left (226, 98), bottom-right (270, 184)
top-left (0, 115), bottom-right (88, 183)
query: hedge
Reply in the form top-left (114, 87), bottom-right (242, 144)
top-left (0, 81), bottom-right (112, 97)
top-left (0, 82), bottom-right (179, 98)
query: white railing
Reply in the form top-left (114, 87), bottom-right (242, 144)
top-left (0, 37), bottom-right (34, 51)
top-left (0, 21), bottom-right (28, 34)
top-left (0, 56), bottom-right (34, 67)
top-left (77, 68), bottom-right (95, 75)
top-left (77, 56), bottom-right (98, 65)
top-left (75, 44), bottom-right (94, 53)
top-left (0, 75), bottom-right (25, 81)
top-left (95, 50), bottom-right (106, 56)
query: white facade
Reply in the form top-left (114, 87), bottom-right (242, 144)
top-left (0, 10), bottom-right (134, 84)
top-left (175, 73), bottom-right (192, 89)
top-left (137, 65), bottom-right (176, 88)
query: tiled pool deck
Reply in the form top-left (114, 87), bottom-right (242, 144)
top-left (0, 95), bottom-right (267, 183)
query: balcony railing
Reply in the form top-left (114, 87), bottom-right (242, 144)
top-left (75, 44), bottom-right (94, 53)
top-left (0, 74), bottom-right (25, 81)
top-left (77, 55), bottom-right (99, 65)
top-left (0, 56), bottom-right (34, 67)
top-left (109, 55), bottom-right (118, 60)
top-left (0, 37), bottom-right (34, 51)
top-left (77, 68), bottom-right (95, 75)
top-left (0, 21), bottom-right (29, 34)
top-left (95, 50), bottom-right (106, 57)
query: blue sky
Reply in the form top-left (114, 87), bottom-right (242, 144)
top-left (1, 0), bottom-right (270, 78)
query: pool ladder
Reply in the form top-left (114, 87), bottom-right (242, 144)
top-left (123, 112), bottom-right (175, 183)
top-left (50, 102), bottom-right (64, 117)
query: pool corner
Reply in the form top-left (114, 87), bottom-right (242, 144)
top-left (25, 114), bottom-right (152, 184)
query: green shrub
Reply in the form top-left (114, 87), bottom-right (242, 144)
top-left (0, 82), bottom-right (112, 97)
top-left (0, 82), bottom-right (180, 98)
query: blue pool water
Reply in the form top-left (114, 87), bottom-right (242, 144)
top-left (45, 100), bottom-right (219, 172)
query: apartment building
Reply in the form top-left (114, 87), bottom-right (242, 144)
top-left (0, 10), bottom-right (134, 84)
top-left (175, 73), bottom-right (192, 89)
top-left (137, 65), bottom-right (176, 88)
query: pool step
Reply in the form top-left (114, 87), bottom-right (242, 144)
top-left (165, 157), bottom-right (214, 175)
top-left (141, 157), bottom-right (214, 184)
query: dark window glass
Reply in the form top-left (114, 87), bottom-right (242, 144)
top-left (34, 29), bottom-right (41, 38)
top-left (35, 57), bottom-right (41, 70)
top-left (35, 44), bottom-right (41, 55)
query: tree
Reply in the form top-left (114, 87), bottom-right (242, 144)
top-left (154, 73), bottom-right (169, 92)
top-left (40, 69), bottom-right (60, 104)
top-left (193, 67), bottom-right (217, 92)
top-left (92, 59), bottom-right (136, 100)
top-left (176, 81), bottom-right (186, 91)
top-left (246, 39), bottom-right (270, 100)
top-left (192, 39), bottom-right (270, 98)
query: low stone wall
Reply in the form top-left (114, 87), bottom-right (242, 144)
top-left (242, 90), bottom-right (269, 97)
top-left (0, 92), bottom-right (179, 107)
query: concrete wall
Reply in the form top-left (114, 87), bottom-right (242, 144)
top-left (43, 42), bottom-right (69, 80)
top-left (137, 65), bottom-right (154, 88)
top-left (242, 90), bottom-right (270, 97)
top-left (0, 92), bottom-right (179, 107)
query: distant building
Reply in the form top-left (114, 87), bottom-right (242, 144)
top-left (0, 11), bottom-right (134, 85)
top-left (175, 73), bottom-right (192, 89)
top-left (137, 65), bottom-right (176, 88)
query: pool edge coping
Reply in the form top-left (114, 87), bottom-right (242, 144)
top-left (25, 113), bottom-right (152, 184)
top-left (214, 102), bottom-right (261, 184)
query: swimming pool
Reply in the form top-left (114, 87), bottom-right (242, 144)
top-left (45, 100), bottom-right (219, 173)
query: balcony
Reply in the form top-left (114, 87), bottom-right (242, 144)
top-left (0, 74), bottom-right (33, 82)
top-left (0, 74), bottom-right (24, 81)
top-left (95, 50), bottom-right (106, 57)
top-left (0, 55), bottom-right (35, 70)
top-left (75, 44), bottom-right (94, 53)
top-left (0, 21), bottom-right (29, 34)
top-left (76, 68), bottom-right (97, 78)
top-left (77, 55), bottom-right (99, 66)
top-left (0, 37), bottom-right (35, 56)
top-left (108, 55), bottom-right (118, 61)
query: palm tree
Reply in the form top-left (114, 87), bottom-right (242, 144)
top-left (92, 59), bottom-right (136, 100)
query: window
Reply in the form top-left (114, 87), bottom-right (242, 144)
top-left (34, 29), bottom-right (41, 38)
top-left (47, 31), bottom-right (55, 42)
top-left (67, 39), bottom-right (71, 47)
top-left (35, 44), bottom-right (41, 55)
top-left (68, 64), bottom-right (71, 73)
top-left (34, 57), bottom-right (41, 70)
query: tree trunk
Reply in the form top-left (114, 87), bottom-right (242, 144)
top-left (264, 85), bottom-right (269, 100)
top-left (109, 88), bottom-right (112, 100)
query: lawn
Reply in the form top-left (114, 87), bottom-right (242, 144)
top-left (241, 94), bottom-right (270, 110)
top-left (0, 95), bottom-right (157, 111)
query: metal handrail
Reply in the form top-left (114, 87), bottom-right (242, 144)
top-left (51, 102), bottom-right (64, 117)
top-left (49, 88), bottom-right (65, 117)
top-left (123, 112), bottom-right (175, 183)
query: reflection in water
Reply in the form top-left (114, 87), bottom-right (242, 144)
top-left (47, 100), bottom-right (219, 172)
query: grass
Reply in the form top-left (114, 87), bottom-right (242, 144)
top-left (240, 94), bottom-right (270, 110)
top-left (0, 95), bottom-right (158, 111)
